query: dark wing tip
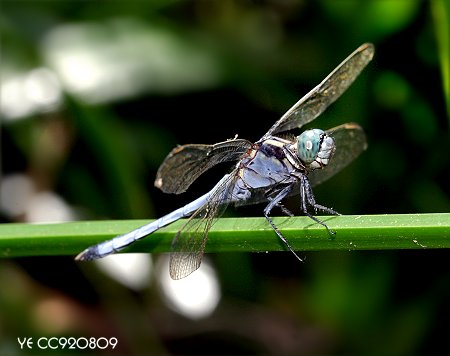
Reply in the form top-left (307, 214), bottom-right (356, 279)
top-left (361, 42), bottom-right (375, 51)
top-left (359, 43), bottom-right (375, 62)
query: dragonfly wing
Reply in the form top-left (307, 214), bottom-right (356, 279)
top-left (308, 123), bottom-right (367, 186)
top-left (155, 139), bottom-right (251, 194)
top-left (169, 172), bottom-right (237, 280)
top-left (263, 43), bottom-right (374, 138)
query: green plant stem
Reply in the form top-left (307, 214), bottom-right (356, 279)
top-left (0, 213), bottom-right (449, 258)
top-left (431, 0), bottom-right (450, 120)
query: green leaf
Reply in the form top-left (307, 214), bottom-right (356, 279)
top-left (431, 0), bottom-right (450, 121)
top-left (0, 213), bottom-right (449, 258)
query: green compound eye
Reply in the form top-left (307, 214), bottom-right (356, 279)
top-left (297, 129), bottom-right (335, 170)
top-left (297, 129), bottom-right (324, 163)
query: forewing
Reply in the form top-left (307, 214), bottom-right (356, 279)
top-left (169, 172), bottom-right (236, 280)
top-left (263, 43), bottom-right (374, 138)
top-left (308, 123), bottom-right (367, 186)
top-left (155, 139), bottom-right (251, 194)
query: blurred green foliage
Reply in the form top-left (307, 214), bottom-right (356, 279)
top-left (1, 0), bottom-right (449, 354)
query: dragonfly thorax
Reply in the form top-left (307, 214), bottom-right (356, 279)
top-left (297, 129), bottom-right (336, 170)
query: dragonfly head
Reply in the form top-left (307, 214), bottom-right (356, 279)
top-left (297, 129), bottom-right (336, 170)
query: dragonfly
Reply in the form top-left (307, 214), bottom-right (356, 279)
top-left (76, 43), bottom-right (374, 280)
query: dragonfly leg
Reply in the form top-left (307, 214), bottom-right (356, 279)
top-left (278, 203), bottom-right (295, 217)
top-left (300, 175), bottom-right (338, 235)
top-left (267, 196), bottom-right (294, 217)
top-left (264, 185), bottom-right (304, 262)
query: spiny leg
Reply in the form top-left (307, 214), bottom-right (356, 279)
top-left (267, 197), bottom-right (294, 217)
top-left (304, 176), bottom-right (340, 215)
top-left (264, 185), bottom-right (304, 262)
top-left (300, 175), bottom-right (338, 235)
top-left (266, 181), bottom-right (295, 217)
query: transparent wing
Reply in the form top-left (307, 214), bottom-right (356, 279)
top-left (169, 172), bottom-right (237, 280)
top-left (234, 180), bottom-right (292, 207)
top-left (263, 43), bottom-right (374, 138)
top-left (155, 139), bottom-right (251, 194)
top-left (308, 123), bottom-right (367, 186)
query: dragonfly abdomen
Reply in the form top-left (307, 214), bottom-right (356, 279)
top-left (76, 189), bottom-right (213, 261)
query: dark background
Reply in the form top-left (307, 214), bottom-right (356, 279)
top-left (1, 0), bottom-right (449, 354)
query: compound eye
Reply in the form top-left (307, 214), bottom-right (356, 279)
top-left (296, 129), bottom-right (324, 164)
